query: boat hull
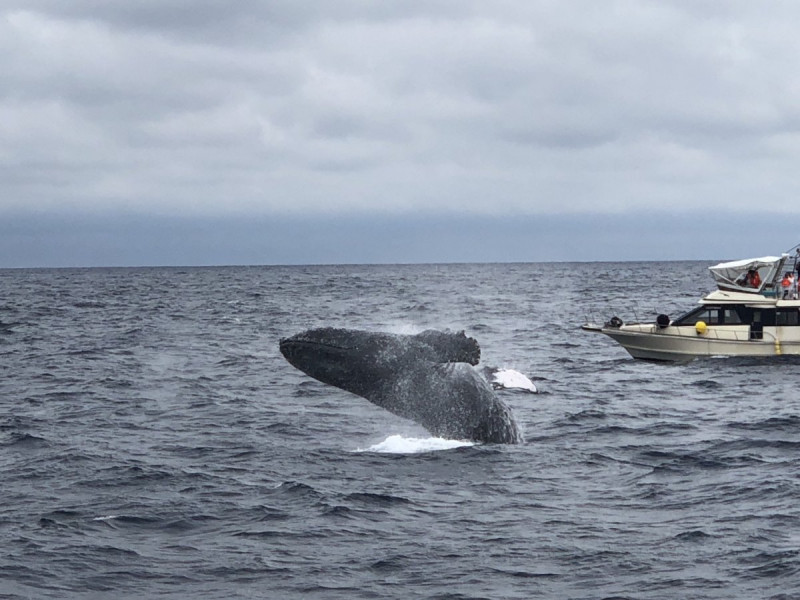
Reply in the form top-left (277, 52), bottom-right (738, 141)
top-left (582, 323), bottom-right (800, 361)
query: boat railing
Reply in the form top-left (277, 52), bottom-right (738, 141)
top-left (654, 324), bottom-right (777, 343)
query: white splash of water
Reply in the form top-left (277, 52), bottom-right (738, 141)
top-left (356, 434), bottom-right (475, 453)
top-left (382, 322), bottom-right (425, 335)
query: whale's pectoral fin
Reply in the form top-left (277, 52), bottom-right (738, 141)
top-left (481, 367), bottom-right (538, 393)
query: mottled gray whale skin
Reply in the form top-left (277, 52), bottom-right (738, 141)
top-left (279, 328), bottom-right (523, 444)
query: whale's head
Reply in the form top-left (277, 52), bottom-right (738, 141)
top-left (279, 328), bottom-right (396, 397)
top-left (279, 327), bottom-right (480, 399)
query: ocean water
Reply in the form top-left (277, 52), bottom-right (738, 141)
top-left (2, 262), bottom-right (800, 599)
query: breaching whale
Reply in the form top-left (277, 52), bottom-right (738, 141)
top-left (279, 328), bottom-right (523, 444)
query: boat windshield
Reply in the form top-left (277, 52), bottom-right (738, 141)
top-left (708, 255), bottom-right (787, 293)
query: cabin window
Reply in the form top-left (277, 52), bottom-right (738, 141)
top-left (746, 309), bottom-right (776, 326)
top-left (674, 306), bottom-right (722, 326)
top-left (777, 309), bottom-right (800, 326)
top-left (674, 306), bottom-right (753, 326)
top-left (722, 308), bottom-right (743, 324)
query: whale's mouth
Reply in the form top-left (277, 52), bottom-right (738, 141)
top-left (278, 333), bottom-right (357, 362)
top-left (278, 333), bottom-right (365, 389)
top-left (279, 337), bottom-right (350, 364)
top-left (279, 334), bottom-right (394, 401)
top-left (279, 328), bottom-right (368, 352)
top-left (280, 336), bottom-right (349, 349)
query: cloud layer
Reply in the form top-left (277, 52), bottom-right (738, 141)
top-left (5, 1), bottom-right (800, 223)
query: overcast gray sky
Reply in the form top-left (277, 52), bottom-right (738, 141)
top-left (3, 1), bottom-right (800, 267)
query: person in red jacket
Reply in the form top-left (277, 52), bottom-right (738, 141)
top-left (782, 272), bottom-right (793, 298)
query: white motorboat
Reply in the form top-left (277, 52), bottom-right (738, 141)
top-left (582, 253), bottom-right (800, 361)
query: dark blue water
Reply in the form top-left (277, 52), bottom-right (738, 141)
top-left (2, 262), bottom-right (800, 599)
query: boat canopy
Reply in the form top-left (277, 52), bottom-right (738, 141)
top-left (708, 255), bottom-right (788, 293)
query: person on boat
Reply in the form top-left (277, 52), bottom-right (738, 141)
top-left (782, 272), bottom-right (794, 298)
top-left (796, 249), bottom-right (800, 294)
top-left (746, 269), bottom-right (761, 288)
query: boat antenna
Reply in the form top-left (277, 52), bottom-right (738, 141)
top-left (785, 242), bottom-right (800, 254)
